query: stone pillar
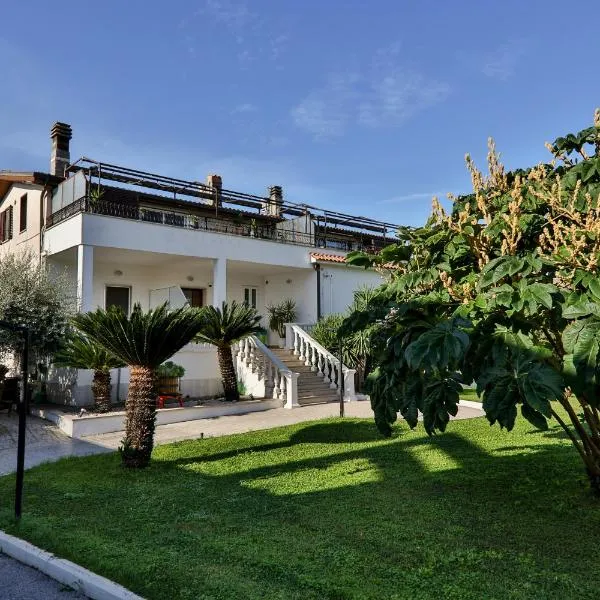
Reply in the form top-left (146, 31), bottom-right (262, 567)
top-left (212, 257), bottom-right (227, 308)
top-left (77, 245), bottom-right (94, 313)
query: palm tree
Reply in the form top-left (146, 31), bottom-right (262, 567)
top-left (72, 303), bottom-right (204, 468)
top-left (195, 301), bottom-right (262, 402)
top-left (54, 332), bottom-right (125, 413)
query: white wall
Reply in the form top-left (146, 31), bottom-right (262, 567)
top-left (320, 263), bottom-right (384, 316)
top-left (75, 213), bottom-right (314, 268)
top-left (90, 260), bottom-right (214, 311)
top-left (0, 184), bottom-right (44, 258)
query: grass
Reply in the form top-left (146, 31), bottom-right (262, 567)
top-left (460, 387), bottom-right (481, 402)
top-left (1, 414), bottom-right (599, 600)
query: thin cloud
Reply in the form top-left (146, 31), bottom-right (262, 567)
top-left (359, 73), bottom-right (450, 127)
top-left (181, 2), bottom-right (289, 64)
top-left (378, 191), bottom-right (447, 205)
top-left (231, 103), bottom-right (257, 114)
top-left (199, 0), bottom-right (254, 34)
top-left (291, 44), bottom-right (451, 139)
top-left (482, 39), bottom-right (529, 81)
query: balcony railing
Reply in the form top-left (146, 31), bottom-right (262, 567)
top-left (47, 197), bottom-right (316, 247)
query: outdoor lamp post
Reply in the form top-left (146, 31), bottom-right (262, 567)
top-left (0, 320), bottom-right (30, 519)
top-left (338, 336), bottom-right (345, 418)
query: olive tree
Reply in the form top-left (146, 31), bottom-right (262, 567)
top-left (0, 250), bottom-right (73, 370)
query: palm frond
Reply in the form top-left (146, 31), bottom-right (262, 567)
top-left (54, 331), bottom-right (125, 371)
top-left (72, 303), bottom-right (204, 368)
top-left (194, 301), bottom-right (262, 347)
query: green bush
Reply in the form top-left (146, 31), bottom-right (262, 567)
top-left (157, 361), bottom-right (186, 378)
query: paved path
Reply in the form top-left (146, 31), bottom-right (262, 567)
top-left (0, 553), bottom-right (87, 599)
top-left (0, 401), bottom-right (485, 475)
top-left (0, 413), bottom-right (112, 476)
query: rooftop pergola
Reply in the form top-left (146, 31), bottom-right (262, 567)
top-left (66, 157), bottom-right (400, 239)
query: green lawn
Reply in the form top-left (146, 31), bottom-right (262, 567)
top-left (1, 415), bottom-right (598, 600)
top-left (460, 387), bottom-right (481, 401)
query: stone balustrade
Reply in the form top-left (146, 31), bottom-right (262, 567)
top-left (234, 336), bottom-right (299, 408)
top-left (285, 323), bottom-right (356, 401)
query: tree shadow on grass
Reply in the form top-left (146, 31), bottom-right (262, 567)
top-left (5, 419), bottom-right (599, 600)
top-left (290, 420), bottom-right (385, 444)
top-left (157, 420), bottom-right (386, 469)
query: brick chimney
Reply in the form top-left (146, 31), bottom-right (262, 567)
top-left (50, 122), bottom-right (72, 177)
top-left (264, 185), bottom-right (282, 217)
top-left (206, 174), bottom-right (222, 207)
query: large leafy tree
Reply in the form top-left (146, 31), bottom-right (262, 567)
top-left (73, 303), bottom-right (204, 468)
top-left (53, 332), bottom-right (125, 413)
top-left (195, 302), bottom-right (262, 402)
top-left (343, 110), bottom-right (600, 495)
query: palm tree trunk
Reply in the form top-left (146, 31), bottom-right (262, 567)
top-left (217, 345), bottom-right (239, 402)
top-left (122, 366), bottom-right (157, 468)
top-left (91, 369), bottom-right (112, 413)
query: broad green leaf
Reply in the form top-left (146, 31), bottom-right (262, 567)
top-left (588, 278), bottom-right (600, 302)
top-left (572, 320), bottom-right (600, 383)
top-left (528, 283), bottom-right (555, 310)
top-left (521, 403), bottom-right (549, 430)
top-left (562, 319), bottom-right (589, 354)
top-left (562, 299), bottom-right (596, 319)
top-left (405, 320), bottom-right (470, 372)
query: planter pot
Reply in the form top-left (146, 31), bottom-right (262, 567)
top-left (158, 376), bottom-right (180, 396)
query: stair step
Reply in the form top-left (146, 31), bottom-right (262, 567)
top-left (298, 381), bottom-right (334, 390)
top-left (298, 391), bottom-right (341, 399)
top-left (298, 396), bottom-right (340, 406)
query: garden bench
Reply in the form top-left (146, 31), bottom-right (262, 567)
top-left (157, 394), bottom-right (184, 409)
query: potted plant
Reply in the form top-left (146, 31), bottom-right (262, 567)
top-left (266, 298), bottom-right (297, 347)
top-left (156, 361), bottom-right (186, 396)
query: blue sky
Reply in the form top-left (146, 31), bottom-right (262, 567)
top-left (1, 0), bottom-right (599, 226)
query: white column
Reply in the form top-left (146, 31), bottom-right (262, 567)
top-left (77, 245), bottom-right (94, 313)
top-left (283, 372), bottom-right (300, 409)
top-left (343, 368), bottom-right (357, 401)
top-left (212, 258), bottom-right (227, 308)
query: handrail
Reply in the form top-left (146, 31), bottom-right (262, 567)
top-left (250, 335), bottom-right (292, 374)
top-left (285, 323), bottom-right (356, 401)
top-left (46, 196), bottom-right (316, 248)
top-left (234, 335), bottom-right (299, 408)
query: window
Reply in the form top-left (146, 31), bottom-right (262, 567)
top-left (105, 286), bottom-right (130, 314)
top-left (243, 287), bottom-right (257, 309)
top-left (19, 194), bottom-right (27, 232)
top-left (182, 288), bottom-right (204, 308)
top-left (0, 207), bottom-right (13, 243)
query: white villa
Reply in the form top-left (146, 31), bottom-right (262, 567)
top-left (0, 122), bottom-right (397, 410)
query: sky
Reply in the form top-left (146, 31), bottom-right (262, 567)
top-left (1, 0), bottom-right (600, 227)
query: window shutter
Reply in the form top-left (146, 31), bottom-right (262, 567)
top-left (8, 206), bottom-right (13, 240)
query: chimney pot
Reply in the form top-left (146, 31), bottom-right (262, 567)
top-left (50, 121), bottom-right (72, 177)
top-left (264, 185), bottom-right (283, 217)
top-left (206, 174), bottom-right (222, 207)
top-left (206, 174), bottom-right (222, 189)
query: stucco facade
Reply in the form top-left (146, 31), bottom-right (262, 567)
top-left (1, 123), bottom-right (396, 406)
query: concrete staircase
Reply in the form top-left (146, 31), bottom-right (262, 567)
top-left (270, 348), bottom-right (341, 406)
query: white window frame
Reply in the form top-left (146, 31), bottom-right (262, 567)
top-left (243, 286), bottom-right (258, 309)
